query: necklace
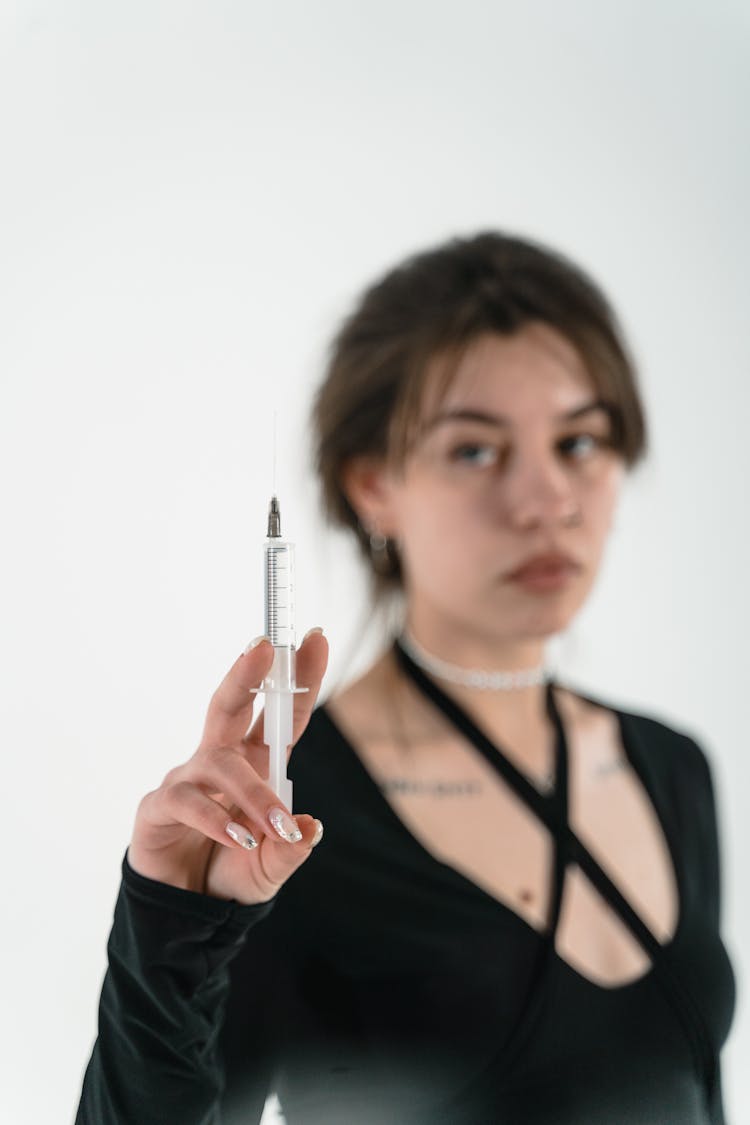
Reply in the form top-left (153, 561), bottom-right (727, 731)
top-left (398, 631), bottom-right (552, 692)
top-left (394, 635), bottom-right (560, 796)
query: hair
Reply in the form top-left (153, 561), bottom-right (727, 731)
top-left (311, 230), bottom-right (647, 596)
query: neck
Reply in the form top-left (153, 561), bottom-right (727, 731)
top-left (404, 612), bottom-right (549, 673)
top-left (401, 615), bottom-right (552, 735)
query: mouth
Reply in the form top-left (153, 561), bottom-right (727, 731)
top-left (504, 553), bottom-right (582, 593)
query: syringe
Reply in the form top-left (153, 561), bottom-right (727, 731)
top-left (252, 496), bottom-right (307, 811)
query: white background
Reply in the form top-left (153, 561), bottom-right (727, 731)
top-left (1, 2), bottom-right (747, 1122)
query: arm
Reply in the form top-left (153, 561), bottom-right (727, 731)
top-left (75, 855), bottom-right (276, 1125)
top-left (75, 632), bottom-right (329, 1123)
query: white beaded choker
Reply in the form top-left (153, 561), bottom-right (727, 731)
top-left (399, 631), bottom-right (551, 691)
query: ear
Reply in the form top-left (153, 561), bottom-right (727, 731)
top-left (340, 456), bottom-right (399, 537)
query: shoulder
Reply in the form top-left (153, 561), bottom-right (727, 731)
top-left (560, 681), bottom-right (718, 818)
top-left (560, 680), bottom-right (709, 762)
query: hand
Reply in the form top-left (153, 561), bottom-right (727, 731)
top-left (127, 630), bottom-right (329, 904)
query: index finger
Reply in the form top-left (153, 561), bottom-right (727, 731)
top-left (244, 629), bottom-right (329, 751)
top-left (200, 638), bottom-right (276, 748)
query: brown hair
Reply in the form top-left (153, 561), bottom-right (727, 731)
top-left (311, 230), bottom-right (647, 594)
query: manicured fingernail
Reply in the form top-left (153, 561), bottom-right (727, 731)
top-left (225, 822), bottom-right (258, 850)
top-left (243, 635), bottom-right (270, 655)
top-left (311, 819), bottom-right (324, 847)
top-left (268, 807), bottom-right (303, 843)
top-left (301, 626), bottom-right (324, 643)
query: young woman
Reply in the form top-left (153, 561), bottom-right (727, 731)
top-left (76, 232), bottom-right (735, 1124)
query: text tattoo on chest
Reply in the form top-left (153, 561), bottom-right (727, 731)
top-left (378, 757), bottom-right (625, 799)
top-left (380, 778), bottom-right (483, 797)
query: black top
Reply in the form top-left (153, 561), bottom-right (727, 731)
top-left (76, 646), bottom-right (735, 1124)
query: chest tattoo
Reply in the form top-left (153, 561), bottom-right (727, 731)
top-left (593, 757), bottom-right (627, 779)
top-left (380, 778), bottom-right (483, 798)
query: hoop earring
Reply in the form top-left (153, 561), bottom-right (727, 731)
top-left (369, 530), bottom-right (389, 553)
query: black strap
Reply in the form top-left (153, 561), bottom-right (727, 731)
top-left (392, 638), bottom-right (716, 1086)
top-left (394, 641), bottom-right (566, 825)
top-left (393, 638), bottom-right (665, 948)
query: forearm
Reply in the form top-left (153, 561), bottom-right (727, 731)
top-left (76, 853), bottom-right (275, 1125)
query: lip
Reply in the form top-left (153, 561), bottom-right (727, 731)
top-left (505, 551), bottom-right (581, 580)
top-left (508, 565), bottom-right (579, 592)
top-left (504, 553), bottom-right (582, 592)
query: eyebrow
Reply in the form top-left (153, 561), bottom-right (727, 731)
top-left (423, 398), bottom-right (614, 431)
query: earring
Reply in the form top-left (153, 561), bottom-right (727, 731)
top-left (366, 522), bottom-right (396, 574)
top-left (369, 529), bottom-right (389, 553)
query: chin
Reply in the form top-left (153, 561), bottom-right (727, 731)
top-left (455, 609), bottom-right (571, 649)
top-left (497, 595), bottom-right (581, 641)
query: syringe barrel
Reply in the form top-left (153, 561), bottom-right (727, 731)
top-left (265, 645), bottom-right (297, 693)
top-left (264, 539), bottom-right (295, 649)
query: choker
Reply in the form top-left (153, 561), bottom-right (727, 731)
top-left (398, 631), bottom-right (551, 691)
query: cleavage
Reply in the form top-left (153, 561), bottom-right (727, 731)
top-left (329, 688), bottom-right (679, 989)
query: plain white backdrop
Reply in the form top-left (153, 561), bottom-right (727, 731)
top-left (1, 2), bottom-right (747, 1122)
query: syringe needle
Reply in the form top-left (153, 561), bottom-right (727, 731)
top-left (272, 410), bottom-right (278, 498)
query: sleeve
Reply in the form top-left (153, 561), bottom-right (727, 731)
top-left (702, 750), bottom-right (730, 1125)
top-left (683, 736), bottom-right (731, 1125)
top-left (75, 852), bottom-right (277, 1125)
top-left (708, 1062), bottom-right (726, 1125)
top-left (692, 737), bottom-right (724, 930)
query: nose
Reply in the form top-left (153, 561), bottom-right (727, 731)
top-left (501, 452), bottom-right (579, 531)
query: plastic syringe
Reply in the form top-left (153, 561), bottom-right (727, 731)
top-left (253, 496), bottom-right (307, 811)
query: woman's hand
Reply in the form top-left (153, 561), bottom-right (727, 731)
top-left (127, 630), bottom-right (329, 904)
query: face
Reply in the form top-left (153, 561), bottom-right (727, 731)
top-left (351, 323), bottom-right (625, 653)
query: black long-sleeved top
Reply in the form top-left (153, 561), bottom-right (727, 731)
top-left (76, 652), bottom-right (736, 1124)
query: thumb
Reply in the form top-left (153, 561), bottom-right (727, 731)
top-left (255, 813), bottom-right (324, 891)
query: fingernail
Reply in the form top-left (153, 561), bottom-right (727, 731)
top-left (311, 819), bottom-right (324, 847)
top-left (243, 635), bottom-right (270, 655)
top-left (225, 822), bottom-right (258, 850)
top-left (268, 807), bottom-right (303, 843)
top-left (301, 626), bottom-right (324, 644)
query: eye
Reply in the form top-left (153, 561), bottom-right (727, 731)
top-left (448, 442), bottom-right (499, 468)
top-left (558, 433), bottom-right (605, 459)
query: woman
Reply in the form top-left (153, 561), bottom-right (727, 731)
top-left (76, 232), bottom-right (735, 1124)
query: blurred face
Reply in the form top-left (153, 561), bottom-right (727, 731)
top-left (368, 323), bottom-right (625, 655)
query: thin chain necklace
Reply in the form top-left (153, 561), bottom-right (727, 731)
top-left (398, 630), bottom-right (552, 691)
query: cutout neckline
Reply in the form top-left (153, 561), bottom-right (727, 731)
top-left (318, 646), bottom-right (684, 993)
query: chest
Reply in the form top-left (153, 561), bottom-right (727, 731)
top-left (330, 696), bottom-right (679, 988)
